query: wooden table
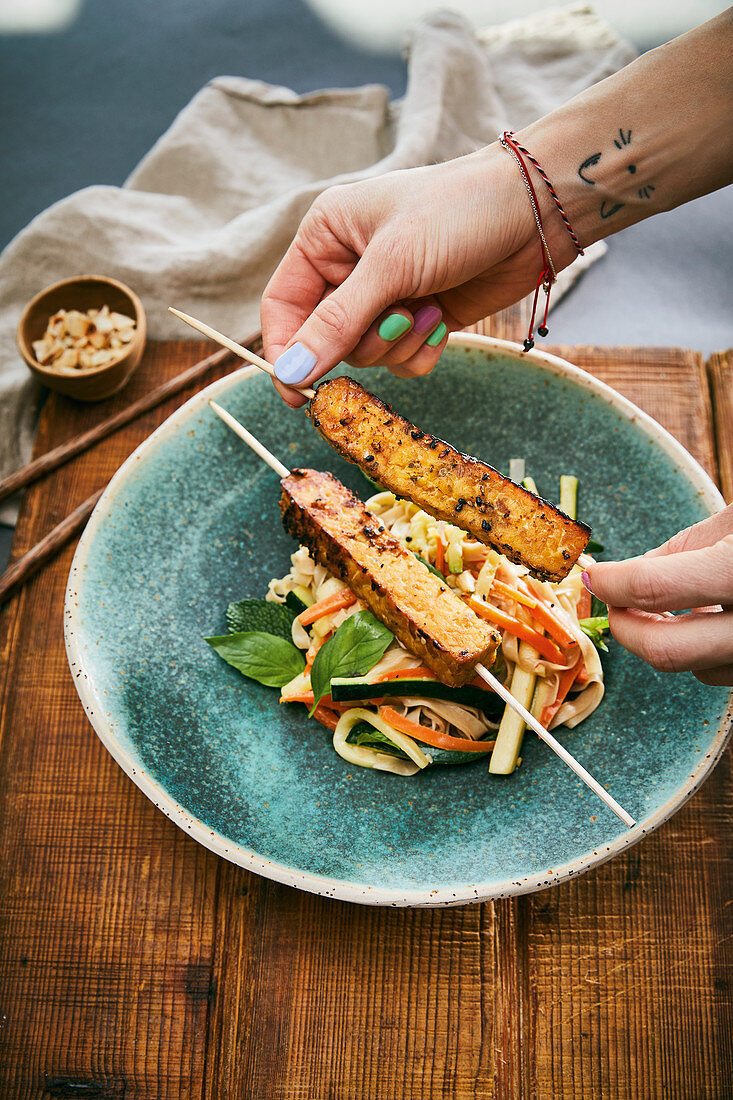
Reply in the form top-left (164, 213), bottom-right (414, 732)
top-left (0, 324), bottom-right (731, 1098)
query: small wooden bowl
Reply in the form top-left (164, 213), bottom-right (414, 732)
top-left (16, 275), bottom-right (146, 402)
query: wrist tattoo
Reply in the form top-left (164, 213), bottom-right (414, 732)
top-left (577, 128), bottom-right (657, 220)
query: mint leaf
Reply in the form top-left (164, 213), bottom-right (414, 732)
top-left (310, 610), bottom-right (393, 713)
top-left (226, 598), bottom-right (295, 640)
top-left (579, 616), bottom-right (610, 652)
top-left (206, 631), bottom-right (305, 687)
top-left (586, 539), bottom-right (604, 554)
top-left (413, 552), bottom-right (444, 579)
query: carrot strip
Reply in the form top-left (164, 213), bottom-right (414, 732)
top-left (491, 579), bottom-right (536, 609)
top-left (527, 600), bottom-right (577, 649)
top-left (372, 666), bottom-right (437, 683)
top-left (378, 706), bottom-right (496, 753)
top-left (298, 588), bottom-right (356, 626)
top-left (313, 704), bottom-right (340, 731)
top-left (577, 587), bottom-right (592, 619)
top-left (434, 538), bottom-right (445, 576)
top-left (282, 691), bottom-right (353, 712)
top-left (304, 637), bottom-right (326, 673)
top-left (466, 597), bottom-right (566, 664)
top-left (541, 662), bottom-right (583, 726)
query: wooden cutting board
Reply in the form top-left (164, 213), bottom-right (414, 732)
top-left (0, 335), bottom-right (731, 1099)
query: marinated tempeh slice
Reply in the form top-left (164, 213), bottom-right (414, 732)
top-left (280, 469), bottom-right (499, 688)
top-left (308, 376), bottom-right (590, 582)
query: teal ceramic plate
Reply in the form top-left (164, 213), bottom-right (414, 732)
top-left (65, 335), bottom-right (732, 906)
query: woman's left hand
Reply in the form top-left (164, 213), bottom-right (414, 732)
top-left (582, 504), bottom-right (733, 686)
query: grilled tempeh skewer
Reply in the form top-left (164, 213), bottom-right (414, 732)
top-left (308, 376), bottom-right (590, 582)
top-left (280, 468), bottom-right (500, 687)
top-left (170, 309), bottom-right (591, 582)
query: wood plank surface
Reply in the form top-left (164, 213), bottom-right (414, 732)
top-left (0, 337), bottom-right (730, 1099)
top-left (707, 350), bottom-right (733, 503)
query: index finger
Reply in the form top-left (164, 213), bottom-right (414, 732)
top-left (585, 534), bottom-right (733, 613)
top-left (261, 239), bottom-right (328, 364)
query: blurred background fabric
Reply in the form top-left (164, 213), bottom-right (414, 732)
top-left (0, 0), bottom-right (730, 551)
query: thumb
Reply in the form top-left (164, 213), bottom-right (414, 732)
top-left (272, 248), bottom-right (395, 389)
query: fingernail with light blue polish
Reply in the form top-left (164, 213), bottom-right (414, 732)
top-left (274, 342), bottom-right (317, 384)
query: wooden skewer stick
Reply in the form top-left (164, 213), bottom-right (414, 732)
top-left (208, 400), bottom-right (637, 829)
top-left (473, 665), bottom-right (635, 827)
top-left (0, 488), bottom-right (104, 605)
top-left (0, 329), bottom-right (260, 505)
top-left (209, 401), bottom-right (290, 478)
top-left (169, 308), bottom-right (316, 399)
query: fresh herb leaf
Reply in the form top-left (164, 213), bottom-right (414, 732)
top-left (226, 598), bottom-right (296, 640)
top-left (590, 595), bottom-right (608, 619)
top-left (578, 616), bottom-right (610, 652)
top-left (413, 552), bottom-right (444, 579)
top-left (347, 722), bottom-right (409, 758)
top-left (310, 611), bottom-right (393, 713)
top-left (206, 631), bottom-right (305, 687)
top-left (586, 539), bottom-right (604, 554)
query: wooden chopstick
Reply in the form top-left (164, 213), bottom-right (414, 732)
top-left (0, 328), bottom-right (261, 505)
top-left (0, 488), bottom-right (104, 604)
top-left (0, 327), bottom-right (263, 604)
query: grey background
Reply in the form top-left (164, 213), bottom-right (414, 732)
top-left (1, 0), bottom-right (731, 569)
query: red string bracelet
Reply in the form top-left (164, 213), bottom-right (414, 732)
top-left (504, 131), bottom-right (585, 256)
top-left (499, 132), bottom-right (556, 352)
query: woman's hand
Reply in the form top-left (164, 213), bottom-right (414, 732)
top-left (261, 145), bottom-right (572, 406)
top-left (582, 504), bottom-right (733, 686)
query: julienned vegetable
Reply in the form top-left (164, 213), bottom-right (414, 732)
top-left (488, 660), bottom-right (537, 774)
top-left (466, 598), bottom-right (567, 665)
top-left (297, 587), bottom-right (356, 626)
top-left (345, 721), bottom-right (488, 767)
top-left (378, 706), bottom-right (496, 753)
top-left (333, 709), bottom-right (429, 776)
top-left (329, 675), bottom-right (503, 716)
top-left (487, 470), bottom-right (601, 775)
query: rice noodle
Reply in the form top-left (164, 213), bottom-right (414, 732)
top-left (269, 492), bottom-right (608, 766)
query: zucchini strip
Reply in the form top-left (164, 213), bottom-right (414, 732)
top-left (488, 647), bottom-right (538, 775)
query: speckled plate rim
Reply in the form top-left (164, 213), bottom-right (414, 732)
top-left (64, 334), bottom-right (733, 907)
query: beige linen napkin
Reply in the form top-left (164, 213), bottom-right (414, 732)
top-left (0, 4), bottom-right (635, 520)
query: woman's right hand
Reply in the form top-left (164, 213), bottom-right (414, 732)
top-left (261, 145), bottom-right (573, 406)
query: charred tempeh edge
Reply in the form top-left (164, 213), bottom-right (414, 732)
top-left (280, 469), bottom-right (499, 688)
top-left (308, 376), bottom-right (590, 582)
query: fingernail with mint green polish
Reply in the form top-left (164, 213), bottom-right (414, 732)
top-left (426, 322), bottom-right (447, 347)
top-left (274, 342), bottom-right (317, 384)
top-left (378, 314), bottom-right (412, 342)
